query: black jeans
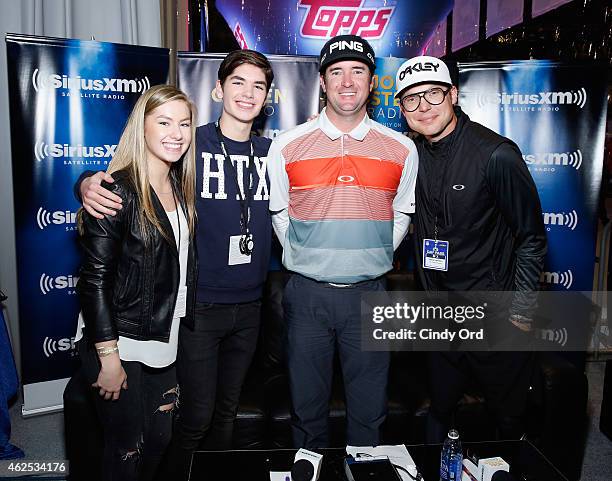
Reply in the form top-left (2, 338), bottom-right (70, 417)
top-left (78, 341), bottom-right (177, 481)
top-left (170, 300), bottom-right (260, 474)
top-left (426, 351), bottom-right (535, 443)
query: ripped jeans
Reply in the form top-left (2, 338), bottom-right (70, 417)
top-left (78, 340), bottom-right (177, 481)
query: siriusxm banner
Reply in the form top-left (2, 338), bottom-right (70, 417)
top-left (458, 61), bottom-right (608, 292)
top-left (6, 34), bottom-right (169, 414)
top-left (214, 0), bottom-right (453, 57)
top-left (177, 52), bottom-right (320, 138)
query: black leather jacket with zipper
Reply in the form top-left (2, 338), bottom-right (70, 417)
top-left (77, 169), bottom-right (197, 344)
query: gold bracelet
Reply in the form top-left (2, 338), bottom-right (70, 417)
top-left (96, 346), bottom-right (119, 357)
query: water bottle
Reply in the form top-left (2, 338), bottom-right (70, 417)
top-left (439, 428), bottom-right (463, 481)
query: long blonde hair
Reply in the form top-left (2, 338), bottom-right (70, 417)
top-left (107, 84), bottom-right (197, 241)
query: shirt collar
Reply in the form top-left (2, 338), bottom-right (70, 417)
top-left (318, 108), bottom-right (371, 141)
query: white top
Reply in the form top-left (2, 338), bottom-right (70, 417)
top-left (75, 205), bottom-right (189, 368)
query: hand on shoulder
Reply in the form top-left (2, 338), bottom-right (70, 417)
top-left (81, 171), bottom-right (122, 219)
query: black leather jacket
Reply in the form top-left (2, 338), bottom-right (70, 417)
top-left (77, 170), bottom-right (197, 344)
top-left (413, 107), bottom-right (547, 317)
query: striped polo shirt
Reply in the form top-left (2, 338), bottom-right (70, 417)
top-left (268, 108), bottom-right (418, 283)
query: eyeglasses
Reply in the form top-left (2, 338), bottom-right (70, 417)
top-left (400, 87), bottom-right (450, 112)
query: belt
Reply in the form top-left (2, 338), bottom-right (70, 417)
top-left (325, 277), bottom-right (383, 288)
top-left (295, 273), bottom-right (382, 289)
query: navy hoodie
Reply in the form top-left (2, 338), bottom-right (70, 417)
top-left (194, 122), bottom-right (272, 304)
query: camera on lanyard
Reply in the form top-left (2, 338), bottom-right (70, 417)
top-left (239, 233), bottom-right (254, 256)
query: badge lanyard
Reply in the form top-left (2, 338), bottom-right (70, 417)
top-left (158, 183), bottom-right (181, 249)
top-left (424, 137), bottom-right (456, 241)
top-left (215, 121), bottom-right (255, 255)
top-left (172, 188), bottom-right (181, 251)
top-left (431, 168), bottom-right (446, 242)
top-left (172, 186), bottom-right (181, 249)
top-left (421, 140), bottom-right (455, 272)
top-left (169, 186), bottom-right (189, 317)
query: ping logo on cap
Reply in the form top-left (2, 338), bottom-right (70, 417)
top-left (319, 34), bottom-right (376, 72)
top-left (328, 39), bottom-right (364, 54)
top-left (399, 61), bottom-right (441, 81)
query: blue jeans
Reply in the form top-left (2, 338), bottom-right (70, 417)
top-left (283, 274), bottom-right (390, 448)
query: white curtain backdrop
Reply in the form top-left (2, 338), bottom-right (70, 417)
top-left (0, 0), bottom-right (162, 375)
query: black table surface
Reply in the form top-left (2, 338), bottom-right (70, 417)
top-left (189, 439), bottom-right (568, 481)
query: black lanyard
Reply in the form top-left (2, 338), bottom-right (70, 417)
top-left (214, 121), bottom-right (255, 255)
top-left (172, 191), bottom-right (181, 251)
top-left (429, 152), bottom-right (449, 241)
top-left (422, 133), bottom-right (456, 241)
top-left (161, 184), bottom-right (181, 251)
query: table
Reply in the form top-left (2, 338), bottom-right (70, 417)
top-left (189, 440), bottom-right (568, 481)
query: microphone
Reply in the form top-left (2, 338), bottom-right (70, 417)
top-left (479, 456), bottom-right (510, 481)
top-left (291, 459), bottom-right (315, 481)
top-left (491, 471), bottom-right (518, 481)
top-left (292, 448), bottom-right (323, 481)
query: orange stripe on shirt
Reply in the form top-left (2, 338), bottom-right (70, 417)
top-left (289, 186), bottom-right (396, 221)
top-left (286, 155), bottom-right (404, 191)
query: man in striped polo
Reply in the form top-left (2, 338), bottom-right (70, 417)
top-left (268, 35), bottom-right (419, 448)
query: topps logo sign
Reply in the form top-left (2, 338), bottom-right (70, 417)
top-left (299, 0), bottom-right (394, 39)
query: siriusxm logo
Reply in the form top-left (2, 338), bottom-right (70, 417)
top-left (34, 141), bottom-right (116, 162)
top-left (534, 328), bottom-right (568, 347)
top-left (32, 69), bottom-right (150, 93)
top-left (542, 210), bottom-right (578, 230)
top-left (522, 149), bottom-right (582, 170)
top-left (42, 336), bottom-right (76, 358)
top-left (540, 270), bottom-right (573, 290)
top-left (39, 273), bottom-right (79, 295)
top-left (36, 207), bottom-right (77, 230)
top-left (476, 88), bottom-right (587, 109)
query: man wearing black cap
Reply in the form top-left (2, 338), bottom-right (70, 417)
top-left (268, 35), bottom-right (419, 448)
top-left (394, 56), bottom-right (547, 442)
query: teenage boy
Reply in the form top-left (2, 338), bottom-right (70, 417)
top-left (267, 35), bottom-right (419, 448)
top-left (75, 50), bottom-right (274, 469)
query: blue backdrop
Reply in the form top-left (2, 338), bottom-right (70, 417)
top-left (458, 60), bottom-right (608, 292)
top-left (6, 34), bottom-right (169, 413)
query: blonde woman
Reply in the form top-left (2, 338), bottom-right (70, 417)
top-left (73, 85), bottom-right (197, 481)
